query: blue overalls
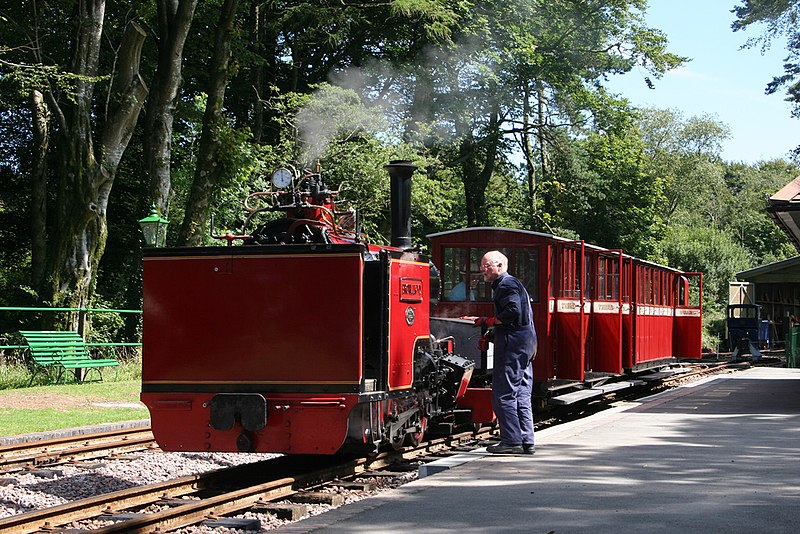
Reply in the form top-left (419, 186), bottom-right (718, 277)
top-left (491, 272), bottom-right (538, 447)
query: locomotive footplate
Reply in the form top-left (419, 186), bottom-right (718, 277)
top-left (209, 393), bottom-right (267, 432)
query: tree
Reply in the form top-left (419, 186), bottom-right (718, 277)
top-left (144, 0), bottom-right (198, 217)
top-left (378, 0), bottom-right (686, 227)
top-left (178, 0), bottom-right (241, 245)
top-left (0, 2), bottom-right (149, 326)
top-left (732, 0), bottom-right (800, 151)
top-left (635, 108), bottom-right (731, 225)
top-left (549, 123), bottom-right (667, 258)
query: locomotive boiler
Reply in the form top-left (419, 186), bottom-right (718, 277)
top-left (140, 161), bottom-right (475, 455)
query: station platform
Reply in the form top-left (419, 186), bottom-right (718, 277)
top-left (279, 367), bottom-right (800, 533)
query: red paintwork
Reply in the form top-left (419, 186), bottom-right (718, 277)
top-left (459, 388), bottom-right (495, 423)
top-left (633, 307), bottom-right (674, 363)
top-left (141, 250), bottom-right (365, 454)
top-left (587, 251), bottom-right (624, 374)
top-left (142, 252), bottom-right (363, 385)
top-left (427, 227), bottom-right (704, 388)
top-left (590, 303), bottom-right (623, 374)
top-left (142, 392), bottom-right (356, 454)
top-left (673, 273), bottom-right (703, 359)
top-left (388, 257), bottom-right (431, 390)
top-left (553, 242), bottom-right (588, 381)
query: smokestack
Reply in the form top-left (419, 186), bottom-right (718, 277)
top-left (384, 160), bottom-right (417, 249)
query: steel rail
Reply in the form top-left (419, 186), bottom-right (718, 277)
top-left (0, 458), bottom-right (275, 533)
top-left (0, 427), bottom-right (489, 533)
top-left (90, 431), bottom-right (490, 534)
top-left (0, 428), bottom-right (156, 473)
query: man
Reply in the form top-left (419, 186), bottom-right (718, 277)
top-left (472, 250), bottom-right (537, 455)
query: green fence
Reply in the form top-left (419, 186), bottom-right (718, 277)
top-left (0, 306), bottom-right (142, 359)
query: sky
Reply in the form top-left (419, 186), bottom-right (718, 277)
top-left (607, 0), bottom-right (799, 164)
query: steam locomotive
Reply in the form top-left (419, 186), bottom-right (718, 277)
top-left (140, 160), bottom-right (703, 455)
top-left (140, 161), bottom-right (475, 455)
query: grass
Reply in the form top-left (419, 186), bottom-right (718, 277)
top-left (0, 358), bottom-right (149, 437)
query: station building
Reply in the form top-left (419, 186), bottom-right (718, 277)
top-left (735, 177), bottom-right (800, 344)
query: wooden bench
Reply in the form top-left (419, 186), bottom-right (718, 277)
top-left (20, 330), bottom-right (119, 384)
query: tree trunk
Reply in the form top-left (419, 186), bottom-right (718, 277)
top-left (460, 106), bottom-right (502, 227)
top-left (404, 65), bottom-right (434, 146)
top-left (30, 89), bottom-right (50, 288)
top-left (42, 16), bottom-right (147, 330)
top-left (144, 0), bottom-right (198, 217)
top-left (534, 81), bottom-right (554, 218)
top-left (179, 0), bottom-right (240, 246)
top-left (521, 82), bottom-right (536, 225)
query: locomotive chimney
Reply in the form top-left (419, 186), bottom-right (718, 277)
top-left (385, 160), bottom-right (417, 249)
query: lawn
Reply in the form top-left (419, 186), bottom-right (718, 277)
top-left (0, 360), bottom-right (149, 437)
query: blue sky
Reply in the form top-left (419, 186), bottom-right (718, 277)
top-left (607, 1), bottom-right (798, 163)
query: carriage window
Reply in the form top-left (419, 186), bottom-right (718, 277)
top-left (596, 256), bottom-right (620, 301)
top-left (470, 247), bottom-right (511, 302)
top-left (442, 247), bottom-right (470, 301)
top-left (442, 246), bottom-right (539, 303)
top-left (558, 247), bottom-right (581, 299)
top-left (514, 248), bottom-right (539, 303)
top-left (585, 255), bottom-right (593, 300)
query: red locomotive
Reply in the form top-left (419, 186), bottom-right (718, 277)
top-left (141, 161), bottom-right (703, 455)
top-left (140, 161), bottom-right (474, 454)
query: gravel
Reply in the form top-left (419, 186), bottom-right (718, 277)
top-left (0, 449), bottom-right (419, 532)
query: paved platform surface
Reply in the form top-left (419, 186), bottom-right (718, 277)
top-left (279, 367), bottom-right (800, 533)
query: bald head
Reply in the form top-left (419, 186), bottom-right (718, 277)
top-left (481, 250), bottom-right (507, 283)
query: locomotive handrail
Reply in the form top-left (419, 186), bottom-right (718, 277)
top-left (243, 191), bottom-right (280, 212)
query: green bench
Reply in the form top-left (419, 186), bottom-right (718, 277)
top-left (20, 330), bottom-right (119, 384)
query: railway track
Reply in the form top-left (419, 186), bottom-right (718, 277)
top-left (0, 428), bottom-right (485, 533)
top-left (0, 359), bottom-right (768, 532)
top-left (0, 426), bottom-right (157, 474)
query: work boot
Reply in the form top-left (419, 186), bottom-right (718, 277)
top-left (486, 442), bottom-right (524, 455)
top-left (522, 444), bottom-right (535, 455)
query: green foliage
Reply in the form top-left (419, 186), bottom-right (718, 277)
top-left (549, 126), bottom-right (666, 258)
top-left (659, 225), bottom-right (752, 312)
top-left (721, 159), bottom-right (800, 263)
top-left (635, 108), bottom-right (731, 226)
top-left (485, 170), bottom-right (530, 229)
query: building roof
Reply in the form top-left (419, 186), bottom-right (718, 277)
top-left (768, 176), bottom-right (800, 252)
top-left (736, 255), bottom-right (800, 283)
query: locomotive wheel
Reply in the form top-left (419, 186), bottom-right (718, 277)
top-left (404, 417), bottom-right (428, 447)
top-left (390, 434), bottom-right (405, 451)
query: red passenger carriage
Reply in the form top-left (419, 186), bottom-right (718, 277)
top-left (428, 228), bottom-right (703, 398)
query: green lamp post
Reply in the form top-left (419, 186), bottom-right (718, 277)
top-left (138, 205), bottom-right (170, 247)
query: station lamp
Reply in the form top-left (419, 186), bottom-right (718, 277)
top-left (138, 205), bottom-right (170, 247)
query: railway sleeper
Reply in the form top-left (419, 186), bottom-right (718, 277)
top-left (251, 502), bottom-right (309, 520)
top-left (291, 491), bottom-right (345, 506)
top-left (203, 517), bottom-right (262, 530)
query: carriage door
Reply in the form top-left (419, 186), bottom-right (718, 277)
top-left (590, 250), bottom-right (623, 374)
top-left (554, 242), bottom-right (587, 381)
top-left (674, 272), bottom-right (703, 359)
top-left (621, 256), bottom-right (633, 369)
